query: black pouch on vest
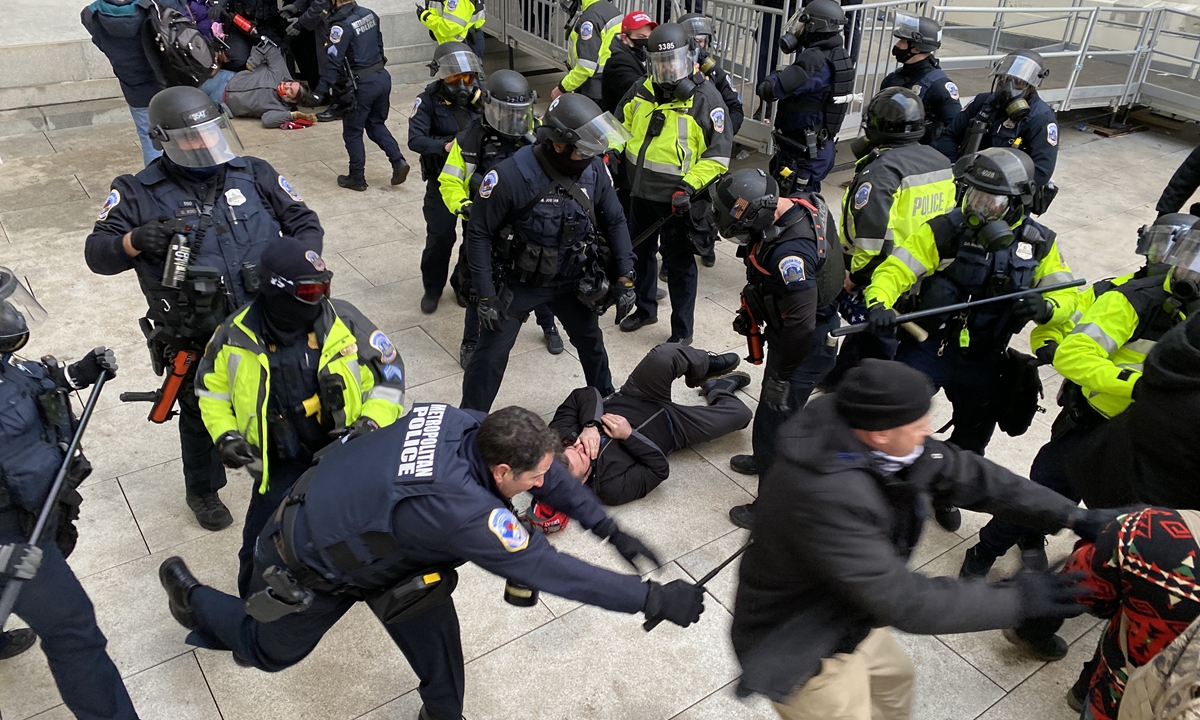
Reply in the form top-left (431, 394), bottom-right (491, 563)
top-left (366, 567), bottom-right (459, 624)
top-left (996, 348), bottom-right (1044, 437)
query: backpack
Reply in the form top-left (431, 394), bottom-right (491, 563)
top-left (147, 0), bottom-right (217, 87)
top-left (1116, 509), bottom-right (1200, 720)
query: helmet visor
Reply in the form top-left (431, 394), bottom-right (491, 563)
top-left (159, 115), bottom-right (243, 168)
top-left (1163, 230), bottom-right (1200, 273)
top-left (484, 98), bottom-right (536, 138)
top-left (1136, 225), bottom-right (1183, 263)
top-left (681, 16), bottom-right (716, 46)
top-left (963, 185), bottom-right (1010, 223)
top-left (433, 50), bottom-right (483, 80)
top-left (0, 268), bottom-right (48, 344)
top-left (892, 11), bottom-right (922, 41)
top-left (648, 46), bottom-right (694, 86)
top-left (992, 54), bottom-right (1044, 87)
top-left (569, 111), bottom-right (633, 158)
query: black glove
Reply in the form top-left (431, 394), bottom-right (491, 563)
top-left (308, 92), bottom-right (326, 106)
top-left (1009, 571), bottom-right (1088, 622)
top-left (130, 216), bottom-right (187, 261)
top-left (593, 517), bottom-right (662, 571)
top-left (216, 431), bottom-right (258, 469)
top-left (760, 374), bottom-right (790, 413)
top-left (866, 303), bottom-right (899, 336)
top-left (477, 297), bottom-right (505, 333)
top-left (285, 17), bottom-right (302, 36)
top-left (65, 347), bottom-right (118, 389)
top-left (756, 79), bottom-right (775, 102)
top-left (1035, 340), bottom-right (1059, 366)
top-left (458, 201), bottom-right (472, 221)
top-left (279, 2), bottom-right (299, 17)
top-left (670, 188), bottom-right (692, 215)
top-left (643, 580), bottom-right (705, 628)
top-left (612, 276), bottom-right (636, 324)
top-left (1070, 507), bottom-right (1124, 542)
top-left (0, 542), bottom-right (42, 580)
top-left (1011, 295), bottom-right (1054, 325)
top-left (342, 417), bottom-right (378, 443)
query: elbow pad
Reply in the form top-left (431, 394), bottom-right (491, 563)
top-left (777, 64), bottom-right (810, 96)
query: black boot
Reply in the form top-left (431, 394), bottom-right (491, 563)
top-left (337, 175), bottom-right (368, 192)
top-left (1002, 627), bottom-right (1068, 662)
top-left (729, 502), bottom-right (756, 530)
top-left (391, 157), bottom-right (411, 185)
top-left (686, 351), bottom-right (740, 387)
top-left (958, 543), bottom-right (998, 579)
top-left (186, 492), bottom-right (233, 531)
top-left (729, 454), bottom-right (758, 476)
top-left (1018, 534), bottom-right (1049, 572)
top-left (316, 103), bottom-right (350, 122)
top-left (934, 505), bottom-right (962, 532)
top-left (703, 372), bottom-right (750, 396)
top-left (0, 628), bottom-right (37, 660)
top-left (543, 326), bottom-right (564, 355)
top-left (159, 556), bottom-right (202, 630)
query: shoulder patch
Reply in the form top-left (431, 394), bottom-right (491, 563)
top-left (329, 25), bottom-right (343, 42)
top-left (1015, 242), bottom-right (1034, 260)
top-left (410, 96), bottom-right (422, 118)
top-left (479, 169), bottom-right (498, 198)
top-left (488, 508), bottom-right (529, 552)
top-left (447, 0), bottom-right (458, 10)
top-left (305, 249), bottom-right (326, 271)
top-left (279, 174), bottom-right (302, 202)
top-left (945, 81), bottom-right (959, 101)
top-left (778, 256), bottom-right (807, 285)
top-left (369, 330), bottom-right (398, 363)
top-left (710, 107), bottom-right (725, 134)
top-left (579, 20), bottom-right (593, 39)
top-left (1047, 122), bottom-right (1059, 146)
top-left (98, 188), bottom-right (121, 221)
top-left (853, 182), bottom-right (872, 210)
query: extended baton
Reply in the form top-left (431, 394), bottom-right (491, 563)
top-left (643, 539), bottom-right (753, 632)
top-left (0, 373), bottom-right (108, 629)
top-left (829, 279), bottom-right (1087, 338)
top-left (631, 174), bottom-right (722, 249)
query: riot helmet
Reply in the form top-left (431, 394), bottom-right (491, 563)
top-left (954, 148), bottom-right (1036, 249)
top-left (148, 86), bottom-right (243, 168)
top-left (711, 168), bottom-right (780, 245)
top-left (1137, 213), bottom-right (1199, 264)
top-left (1161, 229), bottom-right (1200, 302)
top-left (779, 0), bottom-right (846, 54)
top-left (991, 50), bottom-right (1048, 120)
top-left (0, 268), bottom-right (48, 354)
top-left (646, 23), bottom-right (697, 90)
top-left (864, 88), bottom-right (926, 146)
top-left (679, 13), bottom-right (716, 50)
top-left (537, 93), bottom-right (632, 158)
top-left (430, 42), bottom-right (483, 106)
top-left (892, 11), bottom-right (941, 62)
top-left (482, 69), bottom-right (537, 138)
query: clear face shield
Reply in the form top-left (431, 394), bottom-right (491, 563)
top-left (484, 96), bottom-right (536, 138)
top-left (962, 185), bottom-right (1011, 223)
top-left (567, 112), bottom-right (633, 158)
top-left (432, 50), bottom-right (483, 81)
top-left (681, 16), bottom-right (715, 49)
top-left (893, 11), bottom-right (922, 41)
top-left (648, 45), bottom-right (695, 87)
top-left (993, 54), bottom-right (1046, 87)
top-left (157, 115), bottom-right (244, 168)
top-left (1136, 224), bottom-right (1187, 264)
top-left (1164, 231), bottom-right (1200, 299)
top-left (0, 268), bottom-right (48, 353)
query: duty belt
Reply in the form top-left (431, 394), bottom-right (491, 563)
top-left (353, 60), bottom-right (387, 81)
top-left (272, 468), bottom-right (366, 598)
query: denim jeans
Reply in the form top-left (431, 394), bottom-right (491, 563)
top-left (129, 105), bottom-right (161, 167)
top-left (199, 69), bottom-right (235, 106)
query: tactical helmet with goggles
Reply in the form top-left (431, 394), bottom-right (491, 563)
top-left (536, 93), bottom-right (631, 159)
top-left (429, 42), bottom-right (482, 105)
top-left (0, 268), bottom-right (48, 354)
top-left (148, 86), bottom-right (244, 168)
top-left (954, 148), bottom-right (1036, 250)
top-left (711, 168), bottom-right (780, 245)
top-left (481, 69), bottom-right (537, 138)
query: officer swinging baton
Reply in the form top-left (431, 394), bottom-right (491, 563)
top-left (0, 372), bottom-right (109, 629)
top-left (643, 540), bottom-right (753, 632)
top-left (829, 279), bottom-right (1087, 338)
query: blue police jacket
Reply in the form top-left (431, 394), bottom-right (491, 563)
top-left (464, 143), bottom-right (634, 299)
top-left (317, 1), bottom-right (386, 95)
top-left (0, 360), bottom-right (65, 517)
top-left (408, 81), bottom-right (481, 178)
top-left (291, 403), bottom-right (650, 612)
top-left (942, 91), bottom-right (1059, 187)
top-left (880, 57), bottom-right (963, 155)
top-left (84, 156), bottom-right (324, 315)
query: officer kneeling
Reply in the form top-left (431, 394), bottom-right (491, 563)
top-left (159, 405), bottom-right (704, 720)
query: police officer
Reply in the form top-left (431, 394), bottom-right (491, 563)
top-left (411, 43), bottom-right (483, 315)
top-left (680, 13), bottom-right (745, 137)
top-left (0, 270), bottom-right (135, 716)
top-left (962, 217), bottom-right (1198, 584)
top-left (159, 405), bottom-right (705, 720)
top-left (710, 168), bottom-right (845, 530)
top-left (862, 148), bottom-right (1076, 458)
top-left (941, 49), bottom-right (1058, 209)
top-left (309, 0), bottom-right (412, 192)
top-left (553, 0), bottom-right (623, 103)
top-left (419, 0), bottom-right (485, 57)
top-left (195, 238), bottom-right (407, 597)
top-left (616, 22), bottom-right (731, 344)
top-left (755, 0), bottom-right (854, 194)
top-left (879, 12), bottom-right (961, 157)
top-left (461, 94), bottom-right (636, 412)
top-left (85, 85), bottom-right (324, 532)
top-left (439, 69), bottom-right (562, 365)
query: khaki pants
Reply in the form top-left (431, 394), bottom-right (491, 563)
top-left (773, 628), bottom-right (915, 720)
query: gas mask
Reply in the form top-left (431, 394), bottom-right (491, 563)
top-left (963, 186), bottom-right (1016, 251)
top-left (697, 49), bottom-right (717, 76)
top-left (1171, 267), bottom-right (1200, 303)
top-left (974, 219), bottom-right (1015, 252)
top-left (443, 75), bottom-right (480, 107)
top-left (850, 135), bottom-right (874, 160)
top-left (994, 78), bottom-right (1031, 120)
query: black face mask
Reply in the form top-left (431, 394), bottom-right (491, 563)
top-left (442, 80), bottom-right (479, 107)
top-left (892, 44), bottom-right (917, 64)
top-left (539, 140), bottom-right (592, 176)
top-left (260, 284), bottom-right (322, 343)
top-left (631, 37), bottom-right (648, 52)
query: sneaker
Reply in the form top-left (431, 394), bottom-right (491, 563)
top-left (391, 157), bottom-right (411, 185)
top-left (619, 313), bottom-right (656, 333)
top-left (703, 371), bottom-right (751, 396)
top-left (1002, 628), bottom-right (1069, 662)
top-left (420, 292), bottom-right (440, 315)
top-left (0, 629), bottom-right (36, 660)
top-left (1019, 535), bottom-right (1049, 572)
top-left (729, 503), bottom-right (755, 530)
top-left (337, 175), bottom-right (368, 192)
top-left (459, 341), bottom-right (476, 370)
top-left (667, 335), bottom-right (692, 346)
top-left (686, 351), bottom-right (740, 387)
top-left (186, 492), bottom-right (233, 531)
top-left (729, 454), bottom-right (758, 476)
top-left (958, 543), bottom-right (998, 579)
top-left (544, 327), bottom-right (564, 355)
top-left (934, 505), bottom-right (962, 532)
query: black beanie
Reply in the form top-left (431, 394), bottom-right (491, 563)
top-left (835, 359), bottom-right (934, 431)
top-left (260, 236), bottom-right (328, 284)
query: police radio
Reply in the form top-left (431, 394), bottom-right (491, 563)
top-left (161, 233), bottom-right (192, 289)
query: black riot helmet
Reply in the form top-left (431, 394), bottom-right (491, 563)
top-left (430, 42), bottom-right (483, 106)
top-left (991, 49), bottom-right (1048, 120)
top-left (679, 13), bottom-right (716, 49)
top-left (646, 23), bottom-right (698, 93)
top-left (481, 69), bottom-right (537, 138)
top-left (864, 88), bottom-right (926, 146)
top-left (954, 147), bottom-right (1036, 248)
top-left (147, 86), bottom-right (244, 167)
top-left (0, 268), bottom-right (48, 354)
top-left (1137, 213), bottom-right (1200, 264)
top-left (537, 93), bottom-right (632, 158)
top-left (892, 11), bottom-right (942, 53)
top-left (711, 168), bottom-right (780, 245)
top-left (779, 0), bottom-right (846, 54)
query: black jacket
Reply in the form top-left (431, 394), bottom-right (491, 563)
top-left (600, 36), bottom-right (646, 115)
top-left (1157, 145), bottom-right (1200, 216)
top-left (731, 396), bottom-right (1080, 702)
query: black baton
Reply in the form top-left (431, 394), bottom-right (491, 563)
top-left (643, 539), bottom-right (753, 632)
